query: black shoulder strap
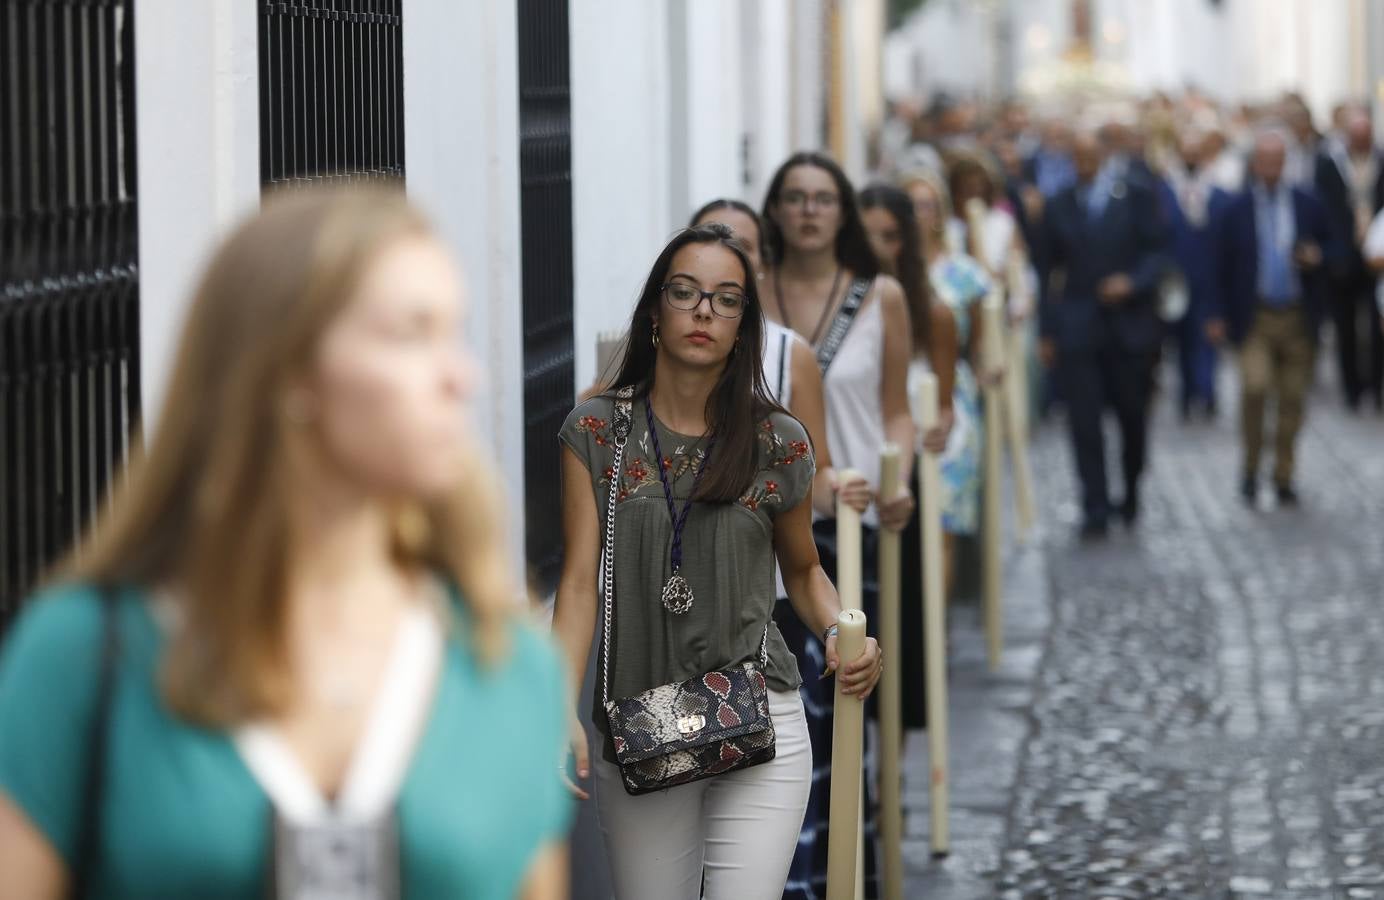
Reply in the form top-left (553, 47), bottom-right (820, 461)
top-left (72, 587), bottom-right (120, 897)
top-left (815, 277), bottom-right (872, 375)
top-left (775, 332), bottom-right (789, 400)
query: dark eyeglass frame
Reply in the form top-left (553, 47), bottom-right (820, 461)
top-left (661, 282), bottom-right (751, 319)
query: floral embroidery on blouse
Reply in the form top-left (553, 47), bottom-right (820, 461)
top-left (737, 418), bottom-right (812, 511)
top-left (598, 436), bottom-right (709, 504)
top-left (575, 415), bottom-right (612, 447)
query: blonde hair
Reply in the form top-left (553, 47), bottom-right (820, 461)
top-left (898, 168), bottom-right (953, 239)
top-left (60, 188), bottom-right (515, 726)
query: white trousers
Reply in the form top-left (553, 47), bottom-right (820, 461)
top-left (595, 689), bottom-right (812, 900)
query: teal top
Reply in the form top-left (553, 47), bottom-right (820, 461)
top-left (0, 583), bottom-right (572, 900)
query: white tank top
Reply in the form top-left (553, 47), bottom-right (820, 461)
top-left (821, 280), bottom-right (886, 528)
top-left (761, 319), bottom-right (796, 407)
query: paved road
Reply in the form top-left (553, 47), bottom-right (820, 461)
top-left (902, 376), bottom-right (1384, 899)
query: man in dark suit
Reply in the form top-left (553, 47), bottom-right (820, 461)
top-left (1040, 130), bottom-right (1170, 539)
top-left (1208, 129), bottom-right (1335, 506)
top-left (1314, 107), bottom-right (1384, 411)
top-left (1161, 130), bottom-right (1236, 419)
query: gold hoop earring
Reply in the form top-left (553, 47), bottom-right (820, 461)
top-left (651, 323), bottom-right (661, 348)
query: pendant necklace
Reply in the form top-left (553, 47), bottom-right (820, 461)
top-left (645, 397), bottom-right (717, 615)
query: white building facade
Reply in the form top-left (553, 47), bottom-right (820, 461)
top-left (885, 0), bottom-right (1384, 127)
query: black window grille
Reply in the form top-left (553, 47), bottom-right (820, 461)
top-left (258, 0), bottom-right (405, 188)
top-left (1, 0), bottom-right (140, 632)
top-left (517, 0), bottom-right (575, 591)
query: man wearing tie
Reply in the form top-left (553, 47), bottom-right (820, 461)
top-left (1040, 130), bottom-right (1170, 539)
top-left (1207, 130), bottom-right (1334, 507)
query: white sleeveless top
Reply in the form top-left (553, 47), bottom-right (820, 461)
top-left (762, 319), bottom-right (797, 407)
top-left (821, 279), bottom-right (886, 528)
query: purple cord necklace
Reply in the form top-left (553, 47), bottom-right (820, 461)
top-left (645, 396), bottom-right (717, 615)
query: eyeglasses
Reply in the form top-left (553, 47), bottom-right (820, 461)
top-left (662, 282), bottom-right (749, 318)
top-left (779, 190), bottom-right (840, 211)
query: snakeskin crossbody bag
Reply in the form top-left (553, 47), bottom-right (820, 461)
top-left (599, 388), bottom-right (776, 796)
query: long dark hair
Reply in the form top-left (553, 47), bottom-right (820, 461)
top-left (761, 151), bottom-right (880, 279)
top-left (607, 224), bottom-right (786, 504)
top-left (690, 198), bottom-right (764, 249)
top-left (859, 182), bottom-right (933, 352)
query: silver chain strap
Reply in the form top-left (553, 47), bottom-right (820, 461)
top-left (599, 391), bottom-right (633, 707)
top-left (598, 389), bottom-right (771, 707)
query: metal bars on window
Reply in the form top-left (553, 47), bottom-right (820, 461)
top-left (517, 0), bottom-right (575, 590)
top-left (258, 0), bottom-right (404, 187)
top-left (0, 0), bottom-right (140, 631)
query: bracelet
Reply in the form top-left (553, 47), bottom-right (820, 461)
top-left (822, 624), bottom-right (839, 645)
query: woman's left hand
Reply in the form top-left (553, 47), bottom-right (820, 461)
top-left (824, 634), bottom-right (883, 701)
top-left (921, 408), bottom-right (955, 454)
top-left (978, 366), bottom-right (1006, 388)
top-left (876, 486), bottom-right (915, 532)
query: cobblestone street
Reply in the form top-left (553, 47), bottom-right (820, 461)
top-left (905, 372), bottom-right (1384, 899)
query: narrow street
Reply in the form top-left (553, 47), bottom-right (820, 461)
top-left (906, 369), bottom-right (1384, 898)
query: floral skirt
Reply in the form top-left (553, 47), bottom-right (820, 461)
top-left (940, 363), bottom-right (983, 536)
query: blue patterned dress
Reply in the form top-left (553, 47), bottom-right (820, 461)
top-left (929, 253), bottom-right (991, 536)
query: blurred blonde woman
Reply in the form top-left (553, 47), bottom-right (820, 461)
top-left (901, 169), bottom-right (999, 601)
top-left (0, 189), bottom-right (571, 900)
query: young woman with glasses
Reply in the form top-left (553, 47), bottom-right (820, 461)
top-left (688, 199), bottom-right (839, 519)
top-left (760, 152), bottom-right (916, 900)
top-left (552, 224), bottom-right (882, 899)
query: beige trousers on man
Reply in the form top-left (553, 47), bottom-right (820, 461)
top-left (1239, 306), bottom-right (1315, 487)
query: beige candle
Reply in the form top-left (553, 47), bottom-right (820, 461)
top-left (836, 468), bottom-right (864, 612)
top-left (914, 371), bottom-right (951, 856)
top-left (595, 329), bottom-right (625, 386)
top-left (1005, 324), bottom-right (1036, 537)
top-left (876, 445), bottom-right (903, 900)
top-left (1000, 257), bottom-right (1036, 538)
top-left (981, 293), bottom-right (1005, 671)
top-left (826, 609), bottom-right (868, 900)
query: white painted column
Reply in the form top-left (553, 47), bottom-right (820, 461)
top-left (743, 0), bottom-right (793, 204)
top-left (570, 0), bottom-right (674, 391)
top-left (135, 0), bottom-right (259, 431)
top-left (792, 0), bottom-right (827, 152)
top-left (403, 0), bottom-right (525, 559)
top-left (683, 0), bottom-right (745, 209)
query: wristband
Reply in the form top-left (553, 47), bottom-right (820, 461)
top-left (822, 624), bottom-right (840, 645)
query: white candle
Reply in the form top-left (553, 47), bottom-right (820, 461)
top-left (826, 609), bottom-right (868, 900)
top-left (981, 293), bottom-right (1005, 671)
top-left (914, 371), bottom-right (951, 856)
top-left (836, 468), bottom-right (864, 612)
top-left (876, 445), bottom-right (903, 900)
top-left (1005, 325), bottom-right (1036, 536)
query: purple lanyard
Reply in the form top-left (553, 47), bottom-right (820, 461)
top-left (645, 398), bottom-right (716, 575)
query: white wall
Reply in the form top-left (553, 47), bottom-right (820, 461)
top-left (683, 0), bottom-right (747, 211)
top-left (404, 0), bottom-right (526, 565)
top-left (743, 0), bottom-right (794, 204)
top-left (887, 0), bottom-right (1364, 122)
top-left (570, 0), bottom-right (676, 391)
top-left (136, 0), bottom-right (259, 429)
top-left (792, 0), bottom-right (828, 150)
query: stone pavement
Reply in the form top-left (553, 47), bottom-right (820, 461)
top-left (901, 376), bottom-right (1384, 899)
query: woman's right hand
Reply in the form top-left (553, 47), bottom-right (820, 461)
top-left (562, 712), bottom-right (591, 800)
top-left (833, 471), bottom-right (872, 515)
top-left (921, 408), bottom-right (955, 454)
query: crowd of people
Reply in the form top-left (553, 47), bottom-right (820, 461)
top-left (882, 88), bottom-right (1384, 526)
top-left (4, 82), bottom-right (1383, 900)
